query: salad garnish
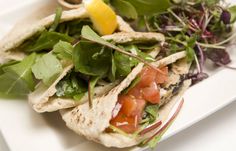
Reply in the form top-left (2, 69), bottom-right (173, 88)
top-left (109, 0), bottom-right (236, 84)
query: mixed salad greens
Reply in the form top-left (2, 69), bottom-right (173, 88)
top-left (0, 7), bottom-right (160, 109)
top-left (109, 0), bottom-right (236, 84)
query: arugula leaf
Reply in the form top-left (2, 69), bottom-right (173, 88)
top-left (31, 53), bottom-right (63, 85)
top-left (24, 31), bottom-right (74, 52)
top-left (88, 76), bottom-right (100, 107)
top-left (73, 40), bottom-right (111, 76)
top-left (56, 72), bottom-right (87, 99)
top-left (49, 7), bottom-right (62, 32)
top-left (52, 40), bottom-right (73, 60)
top-left (0, 53), bottom-right (36, 96)
top-left (81, 25), bottom-right (112, 46)
top-left (111, 0), bottom-right (138, 19)
top-left (123, 0), bottom-right (170, 15)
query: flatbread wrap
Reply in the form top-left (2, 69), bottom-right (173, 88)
top-left (60, 51), bottom-right (191, 148)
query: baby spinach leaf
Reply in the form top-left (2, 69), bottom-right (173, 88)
top-left (114, 50), bottom-right (133, 77)
top-left (0, 53), bottom-right (36, 96)
top-left (124, 0), bottom-right (170, 15)
top-left (111, 0), bottom-right (138, 19)
top-left (31, 53), bottom-right (63, 85)
top-left (24, 31), bottom-right (74, 52)
top-left (52, 40), bottom-right (73, 60)
top-left (73, 40), bottom-right (111, 76)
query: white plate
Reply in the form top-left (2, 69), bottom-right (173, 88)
top-left (0, 0), bottom-right (236, 151)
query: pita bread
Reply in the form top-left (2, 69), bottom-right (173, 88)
top-left (60, 51), bottom-right (190, 148)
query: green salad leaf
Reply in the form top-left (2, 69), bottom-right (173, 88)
top-left (56, 72), bottom-right (87, 100)
top-left (24, 31), bottom-right (74, 52)
top-left (110, 0), bottom-right (170, 18)
top-left (52, 40), bottom-right (73, 60)
top-left (88, 76), bottom-right (100, 107)
top-left (57, 19), bottom-right (92, 38)
top-left (144, 104), bottom-right (159, 124)
top-left (49, 7), bottom-right (62, 32)
top-left (111, 0), bottom-right (138, 19)
top-left (114, 50), bottom-right (136, 77)
top-left (73, 40), bottom-right (111, 76)
top-left (108, 53), bottom-right (117, 81)
top-left (31, 53), bottom-right (63, 85)
top-left (125, 45), bottom-right (155, 62)
top-left (81, 25), bottom-right (112, 47)
top-left (0, 53), bottom-right (36, 96)
top-left (0, 60), bottom-right (19, 75)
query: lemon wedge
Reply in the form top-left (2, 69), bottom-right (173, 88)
top-left (83, 0), bottom-right (118, 35)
